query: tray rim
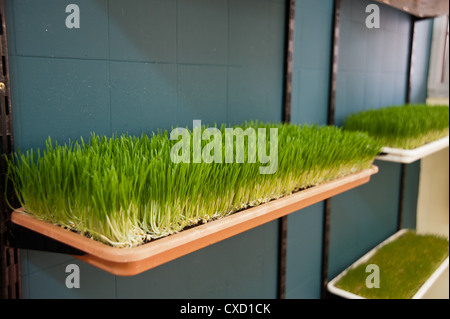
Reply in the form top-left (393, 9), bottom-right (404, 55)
top-left (375, 136), bottom-right (449, 164)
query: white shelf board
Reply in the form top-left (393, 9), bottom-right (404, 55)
top-left (327, 229), bottom-right (450, 299)
top-left (375, 136), bottom-right (449, 164)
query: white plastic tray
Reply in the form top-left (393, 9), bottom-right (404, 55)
top-left (327, 229), bottom-right (450, 299)
top-left (375, 136), bottom-right (449, 164)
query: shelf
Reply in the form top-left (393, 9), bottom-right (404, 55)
top-left (373, 0), bottom-right (449, 18)
top-left (11, 165), bottom-right (378, 276)
top-left (327, 229), bottom-right (449, 299)
top-left (375, 136), bottom-right (449, 164)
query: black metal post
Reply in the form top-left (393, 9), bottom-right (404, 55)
top-left (282, 0), bottom-right (295, 124)
top-left (397, 15), bottom-right (419, 232)
top-left (278, 0), bottom-right (295, 300)
top-left (0, 0), bottom-right (21, 299)
top-left (397, 163), bottom-right (407, 230)
top-left (321, 0), bottom-right (341, 300)
top-left (406, 15), bottom-right (417, 104)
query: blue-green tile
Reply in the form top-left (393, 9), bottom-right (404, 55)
top-left (364, 73), bottom-right (381, 109)
top-left (328, 161), bottom-right (401, 280)
top-left (27, 259), bottom-right (116, 298)
top-left (228, 0), bottom-right (270, 67)
top-left (224, 221), bottom-right (278, 298)
top-left (365, 30), bottom-right (384, 73)
top-left (350, 0), bottom-right (370, 25)
top-left (379, 73), bottom-right (396, 106)
top-left (267, 1), bottom-right (286, 66)
top-left (394, 72), bottom-right (408, 105)
top-left (177, 0), bottom-right (228, 65)
top-left (336, 72), bottom-right (366, 125)
top-left (294, 0), bottom-right (333, 70)
top-left (177, 64), bottom-right (227, 127)
top-left (15, 57), bottom-right (111, 151)
top-left (20, 274), bottom-right (30, 299)
top-left (346, 22), bottom-right (369, 72)
top-left (19, 249), bottom-right (29, 277)
top-left (381, 31), bottom-right (399, 74)
top-left (12, 0), bottom-right (109, 59)
top-left (109, 0), bottom-right (176, 63)
top-left (4, 0), bottom-right (17, 55)
top-left (110, 61), bottom-right (177, 135)
top-left (381, 1), bottom-right (402, 32)
top-left (116, 222), bottom-right (278, 299)
top-left (227, 66), bottom-right (281, 124)
top-left (286, 203), bottom-right (324, 299)
top-left (292, 69), bottom-right (329, 125)
top-left (26, 251), bottom-right (75, 275)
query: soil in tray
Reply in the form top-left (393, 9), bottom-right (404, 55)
top-left (334, 230), bottom-right (449, 299)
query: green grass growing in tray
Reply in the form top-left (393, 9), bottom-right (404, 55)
top-left (335, 231), bottom-right (449, 299)
top-left (6, 122), bottom-right (381, 248)
top-left (343, 104), bottom-right (449, 150)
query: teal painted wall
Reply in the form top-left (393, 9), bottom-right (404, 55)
top-left (7, 0), bottom-right (286, 152)
top-left (4, 0), bottom-right (434, 298)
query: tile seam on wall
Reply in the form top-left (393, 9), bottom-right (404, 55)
top-left (12, 53), bottom-right (243, 67)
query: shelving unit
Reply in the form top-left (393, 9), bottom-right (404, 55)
top-left (1, 0), bottom-right (447, 300)
top-left (324, 0), bottom-right (449, 299)
top-left (328, 125), bottom-right (449, 298)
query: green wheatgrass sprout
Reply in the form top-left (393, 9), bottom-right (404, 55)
top-left (335, 231), bottom-right (449, 299)
top-left (343, 104), bottom-right (449, 150)
top-left (6, 122), bottom-right (381, 248)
